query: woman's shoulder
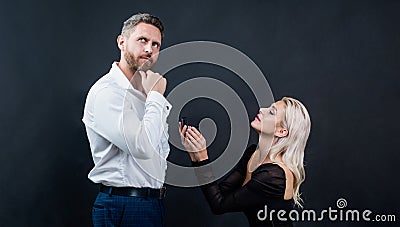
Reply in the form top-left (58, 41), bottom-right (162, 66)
top-left (252, 162), bottom-right (289, 184)
top-left (252, 162), bottom-right (294, 198)
top-left (263, 162), bottom-right (295, 200)
top-left (248, 163), bottom-right (287, 197)
top-left (256, 162), bottom-right (293, 178)
top-left (271, 162), bottom-right (294, 182)
top-left (255, 163), bottom-right (286, 176)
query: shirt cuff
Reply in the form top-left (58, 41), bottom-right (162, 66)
top-left (147, 91), bottom-right (172, 114)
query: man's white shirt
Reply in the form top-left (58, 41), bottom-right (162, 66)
top-left (82, 62), bottom-right (172, 188)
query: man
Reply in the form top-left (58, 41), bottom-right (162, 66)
top-left (82, 13), bottom-right (171, 226)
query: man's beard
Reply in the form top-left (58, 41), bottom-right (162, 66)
top-left (124, 51), bottom-right (153, 72)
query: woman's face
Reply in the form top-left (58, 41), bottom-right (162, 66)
top-left (251, 100), bottom-right (288, 137)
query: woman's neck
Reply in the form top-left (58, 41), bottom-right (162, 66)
top-left (264, 153), bottom-right (283, 164)
top-left (257, 134), bottom-right (283, 164)
top-left (257, 134), bottom-right (277, 153)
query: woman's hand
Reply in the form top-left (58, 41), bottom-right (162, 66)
top-left (178, 122), bottom-right (209, 162)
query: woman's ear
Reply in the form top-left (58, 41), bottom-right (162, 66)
top-left (275, 127), bottom-right (288, 138)
top-left (117, 35), bottom-right (125, 51)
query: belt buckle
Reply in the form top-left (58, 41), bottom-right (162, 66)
top-left (159, 186), bottom-right (166, 199)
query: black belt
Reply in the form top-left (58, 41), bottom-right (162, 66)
top-left (100, 184), bottom-right (166, 199)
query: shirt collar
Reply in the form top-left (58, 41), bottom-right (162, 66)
top-left (110, 62), bottom-right (132, 90)
top-left (110, 62), bottom-right (147, 100)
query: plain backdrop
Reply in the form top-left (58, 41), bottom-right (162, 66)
top-left (1, 0), bottom-right (399, 226)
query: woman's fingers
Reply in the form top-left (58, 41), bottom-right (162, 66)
top-left (186, 131), bottom-right (196, 142)
top-left (191, 127), bottom-right (202, 137)
top-left (178, 122), bottom-right (189, 133)
top-left (188, 127), bottom-right (206, 147)
top-left (189, 127), bottom-right (205, 143)
top-left (185, 134), bottom-right (194, 144)
top-left (178, 122), bottom-right (183, 136)
top-left (180, 124), bottom-right (206, 152)
top-left (186, 131), bottom-right (201, 147)
top-left (180, 124), bottom-right (188, 137)
top-left (185, 134), bottom-right (198, 150)
top-left (187, 127), bottom-right (201, 140)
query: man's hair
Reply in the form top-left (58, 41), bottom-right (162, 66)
top-left (121, 13), bottom-right (164, 39)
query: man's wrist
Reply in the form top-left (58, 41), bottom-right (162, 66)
top-left (146, 91), bottom-right (172, 112)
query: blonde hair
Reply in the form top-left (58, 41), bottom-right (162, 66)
top-left (269, 97), bottom-right (311, 207)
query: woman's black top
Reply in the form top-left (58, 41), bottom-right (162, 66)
top-left (192, 145), bottom-right (294, 227)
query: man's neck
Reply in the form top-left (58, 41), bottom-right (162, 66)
top-left (116, 62), bottom-right (146, 94)
top-left (117, 61), bottom-right (134, 81)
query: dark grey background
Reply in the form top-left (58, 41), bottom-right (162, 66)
top-left (1, 0), bottom-right (399, 226)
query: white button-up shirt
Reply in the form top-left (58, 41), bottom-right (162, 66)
top-left (82, 62), bottom-right (172, 189)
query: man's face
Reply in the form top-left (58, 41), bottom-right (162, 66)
top-left (120, 22), bottom-right (162, 71)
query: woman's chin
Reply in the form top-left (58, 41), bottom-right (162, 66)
top-left (250, 121), bottom-right (260, 132)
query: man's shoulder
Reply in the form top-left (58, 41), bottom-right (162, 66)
top-left (88, 73), bottom-right (119, 95)
top-left (90, 73), bottom-right (112, 88)
top-left (83, 74), bottom-right (126, 113)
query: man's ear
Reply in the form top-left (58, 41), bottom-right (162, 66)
top-left (117, 35), bottom-right (125, 51)
top-left (275, 127), bottom-right (288, 138)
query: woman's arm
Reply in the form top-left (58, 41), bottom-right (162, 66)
top-left (213, 145), bottom-right (257, 194)
top-left (179, 126), bottom-right (285, 214)
top-left (178, 124), bottom-right (254, 193)
top-left (193, 160), bottom-right (286, 214)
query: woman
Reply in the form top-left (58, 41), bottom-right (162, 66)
top-left (179, 97), bottom-right (311, 227)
